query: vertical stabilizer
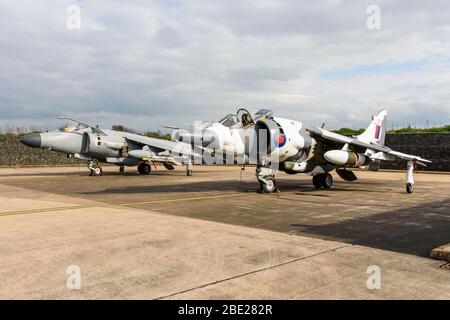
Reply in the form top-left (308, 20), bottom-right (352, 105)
top-left (357, 110), bottom-right (388, 145)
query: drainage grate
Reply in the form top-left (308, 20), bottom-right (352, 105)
top-left (439, 262), bottom-right (450, 270)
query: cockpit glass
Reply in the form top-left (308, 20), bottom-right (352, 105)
top-left (58, 123), bottom-right (88, 132)
top-left (58, 124), bottom-right (75, 132)
top-left (218, 114), bottom-right (240, 127)
top-left (253, 109), bottom-right (273, 120)
top-left (75, 123), bottom-right (89, 130)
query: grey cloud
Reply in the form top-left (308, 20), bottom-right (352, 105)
top-left (0, 0), bottom-right (448, 132)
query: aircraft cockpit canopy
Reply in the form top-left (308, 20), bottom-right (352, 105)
top-left (58, 123), bottom-right (89, 132)
top-left (218, 114), bottom-right (240, 128)
top-left (237, 108), bottom-right (273, 128)
top-left (218, 108), bottom-right (274, 128)
top-left (252, 109), bottom-right (273, 122)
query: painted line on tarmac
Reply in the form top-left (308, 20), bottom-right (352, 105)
top-left (0, 193), bottom-right (249, 217)
top-left (154, 243), bottom-right (351, 300)
top-left (116, 193), bottom-right (248, 207)
top-left (0, 205), bottom-right (94, 217)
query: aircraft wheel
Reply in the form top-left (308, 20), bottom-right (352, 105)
top-left (91, 167), bottom-right (103, 176)
top-left (138, 162), bottom-right (151, 175)
top-left (312, 175), bottom-right (322, 188)
top-left (186, 169), bottom-right (193, 176)
top-left (119, 166), bottom-right (125, 173)
top-left (322, 173), bottom-right (333, 189)
top-left (406, 183), bottom-right (414, 194)
top-left (259, 176), bottom-right (277, 193)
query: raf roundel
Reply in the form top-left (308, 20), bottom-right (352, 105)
top-left (274, 132), bottom-right (287, 148)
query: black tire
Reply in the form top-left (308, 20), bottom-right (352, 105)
top-left (259, 176), bottom-right (277, 193)
top-left (91, 167), bottom-right (103, 176)
top-left (186, 169), bottom-right (193, 176)
top-left (138, 162), bottom-right (151, 174)
top-left (322, 173), bottom-right (333, 189)
top-left (119, 166), bottom-right (125, 173)
top-left (406, 183), bottom-right (414, 194)
top-left (141, 163), bottom-right (151, 175)
top-left (312, 175), bottom-right (322, 188)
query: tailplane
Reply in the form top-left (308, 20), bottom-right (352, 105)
top-left (357, 110), bottom-right (388, 145)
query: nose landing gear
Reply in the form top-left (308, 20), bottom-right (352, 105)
top-left (256, 165), bottom-right (278, 193)
top-left (87, 160), bottom-right (103, 176)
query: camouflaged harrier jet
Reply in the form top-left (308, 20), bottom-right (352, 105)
top-left (168, 109), bottom-right (431, 194)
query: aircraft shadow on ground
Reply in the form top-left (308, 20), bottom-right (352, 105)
top-left (290, 198), bottom-right (450, 257)
top-left (83, 179), bottom-right (448, 258)
top-left (78, 179), bottom-right (385, 195)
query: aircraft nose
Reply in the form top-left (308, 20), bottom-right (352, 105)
top-left (20, 133), bottom-right (42, 148)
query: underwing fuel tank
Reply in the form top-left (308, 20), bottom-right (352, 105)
top-left (324, 150), bottom-right (367, 167)
top-left (128, 149), bottom-right (153, 159)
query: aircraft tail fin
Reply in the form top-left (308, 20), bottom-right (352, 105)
top-left (357, 110), bottom-right (388, 145)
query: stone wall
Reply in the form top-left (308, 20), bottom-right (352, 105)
top-left (0, 135), bottom-right (83, 167)
top-left (1, 133), bottom-right (449, 171)
top-left (381, 133), bottom-right (450, 171)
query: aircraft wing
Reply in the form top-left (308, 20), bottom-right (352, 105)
top-left (125, 135), bottom-right (202, 158)
top-left (308, 127), bottom-right (391, 151)
top-left (308, 127), bottom-right (431, 166)
top-left (386, 150), bottom-right (431, 166)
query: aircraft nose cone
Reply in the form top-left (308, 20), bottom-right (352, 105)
top-left (20, 133), bottom-right (42, 148)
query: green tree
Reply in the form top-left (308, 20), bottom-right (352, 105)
top-left (112, 124), bottom-right (125, 131)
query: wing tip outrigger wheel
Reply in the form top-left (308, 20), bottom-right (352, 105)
top-left (406, 160), bottom-right (415, 194)
top-left (186, 157), bottom-right (193, 176)
top-left (406, 183), bottom-right (414, 194)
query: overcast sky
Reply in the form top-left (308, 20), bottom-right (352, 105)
top-left (0, 0), bottom-right (449, 132)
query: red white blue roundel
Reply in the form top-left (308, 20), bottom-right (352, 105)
top-left (374, 118), bottom-right (382, 141)
top-left (274, 132), bottom-right (287, 148)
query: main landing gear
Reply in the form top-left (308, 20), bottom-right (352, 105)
top-left (137, 162), bottom-right (151, 175)
top-left (256, 165), bottom-right (277, 193)
top-left (312, 173), bottom-right (333, 189)
top-left (88, 160), bottom-right (103, 176)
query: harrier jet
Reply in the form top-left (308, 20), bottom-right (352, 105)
top-left (21, 117), bottom-right (198, 176)
top-left (169, 109), bottom-right (431, 194)
top-left (252, 109), bottom-right (432, 193)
